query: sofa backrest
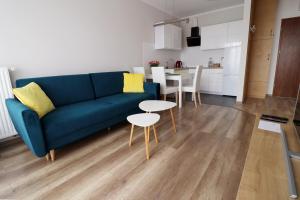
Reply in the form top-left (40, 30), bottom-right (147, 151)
top-left (16, 74), bottom-right (95, 107)
top-left (90, 71), bottom-right (127, 98)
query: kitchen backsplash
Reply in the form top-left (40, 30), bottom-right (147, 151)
top-left (180, 46), bottom-right (225, 68)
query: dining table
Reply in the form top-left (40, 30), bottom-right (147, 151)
top-left (145, 69), bottom-right (193, 108)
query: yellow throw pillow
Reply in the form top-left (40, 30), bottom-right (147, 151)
top-left (13, 82), bottom-right (55, 118)
top-left (123, 73), bottom-right (144, 93)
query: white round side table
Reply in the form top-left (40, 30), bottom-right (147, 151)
top-left (139, 100), bottom-right (177, 134)
top-left (127, 113), bottom-right (160, 160)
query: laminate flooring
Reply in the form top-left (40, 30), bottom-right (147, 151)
top-left (0, 103), bottom-right (255, 200)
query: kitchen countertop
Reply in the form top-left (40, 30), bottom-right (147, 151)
top-left (166, 67), bottom-right (223, 70)
top-left (202, 67), bottom-right (223, 69)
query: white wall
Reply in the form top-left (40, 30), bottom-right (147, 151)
top-left (142, 43), bottom-right (180, 73)
top-left (267, 0), bottom-right (300, 94)
top-left (0, 0), bottom-right (178, 82)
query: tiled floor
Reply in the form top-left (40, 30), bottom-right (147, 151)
top-left (201, 94), bottom-right (237, 107)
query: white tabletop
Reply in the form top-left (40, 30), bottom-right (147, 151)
top-left (127, 113), bottom-right (160, 127)
top-left (145, 73), bottom-right (191, 81)
top-left (139, 100), bottom-right (177, 112)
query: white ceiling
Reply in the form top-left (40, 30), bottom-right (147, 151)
top-left (141, 0), bottom-right (244, 17)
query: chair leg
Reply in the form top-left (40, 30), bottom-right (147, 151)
top-left (50, 150), bottom-right (55, 161)
top-left (193, 92), bottom-right (198, 108)
top-left (129, 124), bottom-right (134, 146)
top-left (163, 94), bottom-right (167, 101)
top-left (144, 127), bottom-right (150, 160)
top-left (175, 92), bottom-right (178, 105)
top-left (153, 125), bottom-right (159, 144)
top-left (197, 92), bottom-right (202, 105)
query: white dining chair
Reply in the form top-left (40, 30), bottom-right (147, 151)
top-left (182, 65), bottom-right (203, 108)
top-left (151, 67), bottom-right (178, 104)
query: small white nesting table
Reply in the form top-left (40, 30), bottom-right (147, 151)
top-left (139, 100), bottom-right (177, 134)
top-left (127, 113), bottom-right (160, 160)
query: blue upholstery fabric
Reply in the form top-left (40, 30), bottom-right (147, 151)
top-left (144, 82), bottom-right (160, 100)
top-left (42, 100), bottom-right (119, 143)
top-left (90, 71), bottom-right (127, 98)
top-left (45, 108), bottom-right (141, 149)
top-left (6, 71), bottom-right (160, 158)
top-left (98, 93), bottom-right (154, 112)
top-left (42, 93), bottom-right (152, 146)
top-left (5, 99), bottom-right (47, 157)
top-left (16, 74), bottom-right (95, 107)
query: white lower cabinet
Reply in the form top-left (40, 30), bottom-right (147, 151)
top-left (200, 69), bottom-right (209, 91)
top-left (200, 69), bottom-right (223, 95)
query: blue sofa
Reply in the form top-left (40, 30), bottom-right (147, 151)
top-left (5, 71), bottom-right (159, 158)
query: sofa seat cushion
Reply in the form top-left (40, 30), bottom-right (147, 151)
top-left (42, 93), bottom-right (154, 144)
top-left (97, 93), bottom-right (154, 112)
top-left (42, 100), bottom-right (120, 143)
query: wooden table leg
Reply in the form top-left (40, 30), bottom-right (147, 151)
top-left (170, 108), bottom-right (176, 134)
top-left (50, 150), bottom-right (55, 161)
top-left (153, 125), bottom-right (159, 144)
top-left (144, 127), bottom-right (150, 160)
top-left (129, 124), bottom-right (134, 146)
top-left (147, 126), bottom-right (150, 142)
top-left (45, 153), bottom-right (50, 161)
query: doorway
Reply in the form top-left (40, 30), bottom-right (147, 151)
top-left (273, 16), bottom-right (300, 98)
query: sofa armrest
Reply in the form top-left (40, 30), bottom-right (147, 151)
top-left (5, 98), bottom-right (47, 157)
top-left (144, 82), bottom-right (160, 100)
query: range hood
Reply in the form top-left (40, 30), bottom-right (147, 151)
top-left (187, 27), bottom-right (201, 47)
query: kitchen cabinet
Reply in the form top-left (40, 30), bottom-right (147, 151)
top-left (222, 46), bottom-right (242, 96)
top-left (223, 75), bottom-right (239, 96)
top-left (155, 24), bottom-right (182, 50)
top-left (227, 20), bottom-right (244, 47)
top-left (245, 0), bottom-right (277, 99)
top-left (201, 20), bottom-right (244, 50)
top-left (200, 68), bottom-right (223, 95)
top-left (201, 23), bottom-right (227, 50)
top-left (200, 69), bottom-right (209, 91)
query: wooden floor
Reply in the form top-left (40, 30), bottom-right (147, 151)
top-left (0, 103), bottom-right (255, 200)
top-left (235, 96), bottom-right (300, 200)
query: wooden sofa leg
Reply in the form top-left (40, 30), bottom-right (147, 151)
top-left (50, 150), bottom-right (55, 161)
top-left (45, 153), bottom-right (50, 161)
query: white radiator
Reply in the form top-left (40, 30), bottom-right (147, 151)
top-left (0, 67), bottom-right (17, 139)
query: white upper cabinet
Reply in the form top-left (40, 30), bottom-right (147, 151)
top-left (201, 20), bottom-right (244, 50)
top-left (226, 20), bottom-right (244, 47)
top-left (155, 24), bottom-right (182, 50)
top-left (201, 23), bottom-right (227, 50)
